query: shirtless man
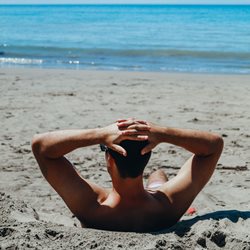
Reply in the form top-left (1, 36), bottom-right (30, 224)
top-left (32, 118), bottom-right (223, 232)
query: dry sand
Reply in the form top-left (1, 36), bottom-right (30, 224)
top-left (0, 68), bottom-right (250, 249)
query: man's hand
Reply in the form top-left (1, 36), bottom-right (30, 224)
top-left (117, 119), bottom-right (161, 155)
top-left (101, 121), bottom-right (150, 156)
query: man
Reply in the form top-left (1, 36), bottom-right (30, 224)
top-left (32, 118), bottom-right (223, 232)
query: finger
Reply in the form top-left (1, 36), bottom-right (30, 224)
top-left (117, 119), bottom-right (148, 129)
top-left (134, 120), bottom-right (148, 125)
top-left (127, 124), bottom-right (151, 131)
top-left (124, 135), bottom-right (148, 141)
top-left (116, 118), bottom-right (130, 123)
top-left (121, 129), bottom-right (149, 135)
top-left (141, 143), bottom-right (155, 155)
top-left (119, 119), bottom-right (147, 124)
top-left (137, 135), bottom-right (148, 140)
top-left (117, 120), bottom-right (136, 128)
top-left (110, 144), bottom-right (127, 156)
top-left (116, 117), bottom-right (135, 122)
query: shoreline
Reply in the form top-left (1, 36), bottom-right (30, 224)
top-left (2, 66), bottom-right (250, 77)
top-left (1, 65), bottom-right (250, 76)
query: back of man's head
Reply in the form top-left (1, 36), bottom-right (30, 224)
top-left (108, 140), bottom-right (151, 178)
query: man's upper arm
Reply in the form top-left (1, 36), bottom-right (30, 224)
top-left (160, 143), bottom-right (223, 218)
top-left (33, 152), bottom-right (102, 220)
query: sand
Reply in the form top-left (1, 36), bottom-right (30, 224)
top-left (0, 68), bottom-right (249, 249)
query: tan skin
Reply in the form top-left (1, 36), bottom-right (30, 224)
top-left (32, 119), bottom-right (223, 232)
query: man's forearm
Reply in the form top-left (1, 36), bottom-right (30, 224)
top-left (156, 126), bottom-right (223, 156)
top-left (32, 128), bottom-right (104, 159)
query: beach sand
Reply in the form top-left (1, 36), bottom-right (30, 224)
top-left (0, 68), bottom-right (249, 249)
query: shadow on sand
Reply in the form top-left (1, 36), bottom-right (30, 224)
top-left (153, 210), bottom-right (250, 236)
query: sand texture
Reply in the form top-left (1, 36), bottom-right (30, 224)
top-left (0, 68), bottom-right (250, 249)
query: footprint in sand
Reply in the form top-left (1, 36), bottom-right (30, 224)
top-left (210, 230), bottom-right (227, 247)
top-left (0, 227), bottom-right (15, 237)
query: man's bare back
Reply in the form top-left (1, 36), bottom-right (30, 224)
top-left (80, 171), bottom-right (176, 232)
top-left (32, 118), bottom-right (223, 232)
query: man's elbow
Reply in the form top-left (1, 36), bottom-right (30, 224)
top-left (212, 134), bottom-right (224, 154)
top-left (198, 134), bottom-right (223, 158)
top-left (31, 134), bottom-right (47, 157)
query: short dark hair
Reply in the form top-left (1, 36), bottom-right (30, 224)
top-left (108, 140), bottom-right (151, 178)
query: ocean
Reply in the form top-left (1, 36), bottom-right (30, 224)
top-left (1, 4), bottom-right (250, 73)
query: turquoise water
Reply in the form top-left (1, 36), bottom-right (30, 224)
top-left (1, 4), bottom-right (250, 73)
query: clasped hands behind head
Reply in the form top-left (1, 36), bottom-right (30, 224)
top-left (100, 118), bottom-right (154, 179)
top-left (100, 118), bottom-right (156, 157)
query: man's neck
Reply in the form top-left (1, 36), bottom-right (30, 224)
top-left (111, 175), bottom-right (147, 200)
